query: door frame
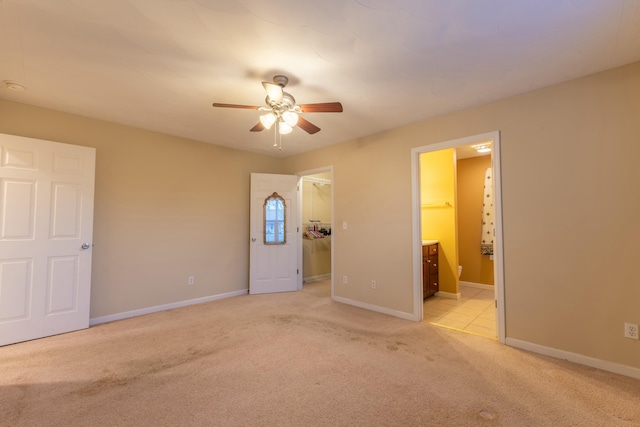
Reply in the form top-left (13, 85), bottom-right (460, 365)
top-left (296, 166), bottom-right (334, 296)
top-left (411, 131), bottom-right (505, 343)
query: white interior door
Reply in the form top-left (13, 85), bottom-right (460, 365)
top-left (0, 133), bottom-right (95, 346)
top-left (249, 173), bottom-right (298, 294)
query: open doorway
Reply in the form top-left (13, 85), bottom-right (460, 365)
top-left (297, 167), bottom-right (333, 298)
top-left (411, 131), bottom-right (505, 343)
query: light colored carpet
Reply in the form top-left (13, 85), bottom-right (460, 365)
top-left (1, 280), bottom-right (639, 426)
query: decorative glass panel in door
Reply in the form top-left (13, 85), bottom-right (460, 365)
top-left (264, 192), bottom-right (286, 244)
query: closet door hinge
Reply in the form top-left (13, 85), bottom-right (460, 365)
top-left (297, 269), bottom-right (299, 275)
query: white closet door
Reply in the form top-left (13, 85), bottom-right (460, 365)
top-left (0, 133), bottom-right (95, 346)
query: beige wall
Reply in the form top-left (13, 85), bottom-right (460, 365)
top-left (283, 61), bottom-right (640, 369)
top-left (0, 100), bottom-right (282, 318)
top-left (285, 136), bottom-right (417, 313)
top-left (457, 155), bottom-right (494, 285)
top-left (2, 61), bottom-right (639, 370)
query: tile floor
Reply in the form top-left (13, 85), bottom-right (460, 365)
top-left (423, 285), bottom-right (496, 339)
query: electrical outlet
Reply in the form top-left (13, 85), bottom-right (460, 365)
top-left (624, 323), bottom-right (638, 339)
top-left (371, 280), bottom-right (376, 289)
top-left (343, 275), bottom-right (348, 284)
top-left (188, 276), bottom-right (195, 285)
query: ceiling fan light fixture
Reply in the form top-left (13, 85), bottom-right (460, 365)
top-left (278, 121), bottom-right (293, 135)
top-left (263, 81), bottom-right (284, 104)
top-left (282, 111), bottom-right (298, 127)
top-left (259, 112), bottom-right (276, 129)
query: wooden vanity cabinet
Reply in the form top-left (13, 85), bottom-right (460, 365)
top-left (422, 243), bottom-right (439, 298)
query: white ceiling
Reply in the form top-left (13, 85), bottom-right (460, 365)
top-left (1, 1), bottom-right (639, 158)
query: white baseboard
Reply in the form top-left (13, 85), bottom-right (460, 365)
top-left (460, 281), bottom-right (494, 290)
top-left (333, 296), bottom-right (417, 321)
top-left (89, 289), bottom-right (249, 326)
top-left (506, 337), bottom-right (640, 380)
top-left (303, 274), bottom-right (331, 283)
top-left (435, 291), bottom-right (461, 300)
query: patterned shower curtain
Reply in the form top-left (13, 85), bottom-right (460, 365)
top-left (481, 167), bottom-right (494, 255)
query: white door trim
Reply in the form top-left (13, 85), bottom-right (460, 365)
top-left (411, 131), bottom-right (506, 343)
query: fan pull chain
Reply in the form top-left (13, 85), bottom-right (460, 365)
top-left (273, 125), bottom-right (278, 148)
top-left (272, 122), bottom-right (283, 150)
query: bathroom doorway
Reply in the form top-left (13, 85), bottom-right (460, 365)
top-left (411, 131), bottom-right (505, 342)
top-left (297, 167), bottom-right (333, 297)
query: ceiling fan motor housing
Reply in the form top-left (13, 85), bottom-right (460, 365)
top-left (266, 91), bottom-right (297, 114)
top-left (272, 75), bottom-right (289, 88)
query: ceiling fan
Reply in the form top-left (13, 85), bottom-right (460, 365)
top-left (212, 75), bottom-right (343, 135)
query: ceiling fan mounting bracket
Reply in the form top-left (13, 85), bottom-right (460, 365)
top-left (272, 75), bottom-right (289, 88)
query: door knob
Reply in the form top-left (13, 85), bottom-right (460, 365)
top-left (251, 237), bottom-right (256, 242)
top-left (81, 243), bottom-right (91, 250)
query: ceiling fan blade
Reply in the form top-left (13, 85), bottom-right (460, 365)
top-left (212, 103), bottom-right (261, 109)
top-left (250, 122), bottom-right (265, 132)
top-left (299, 102), bottom-right (343, 113)
top-left (262, 82), bottom-right (283, 103)
top-left (297, 117), bottom-right (321, 134)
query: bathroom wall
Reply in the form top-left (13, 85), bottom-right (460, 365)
top-left (457, 155), bottom-right (494, 285)
top-left (420, 149), bottom-right (458, 294)
top-left (302, 174), bottom-right (332, 281)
